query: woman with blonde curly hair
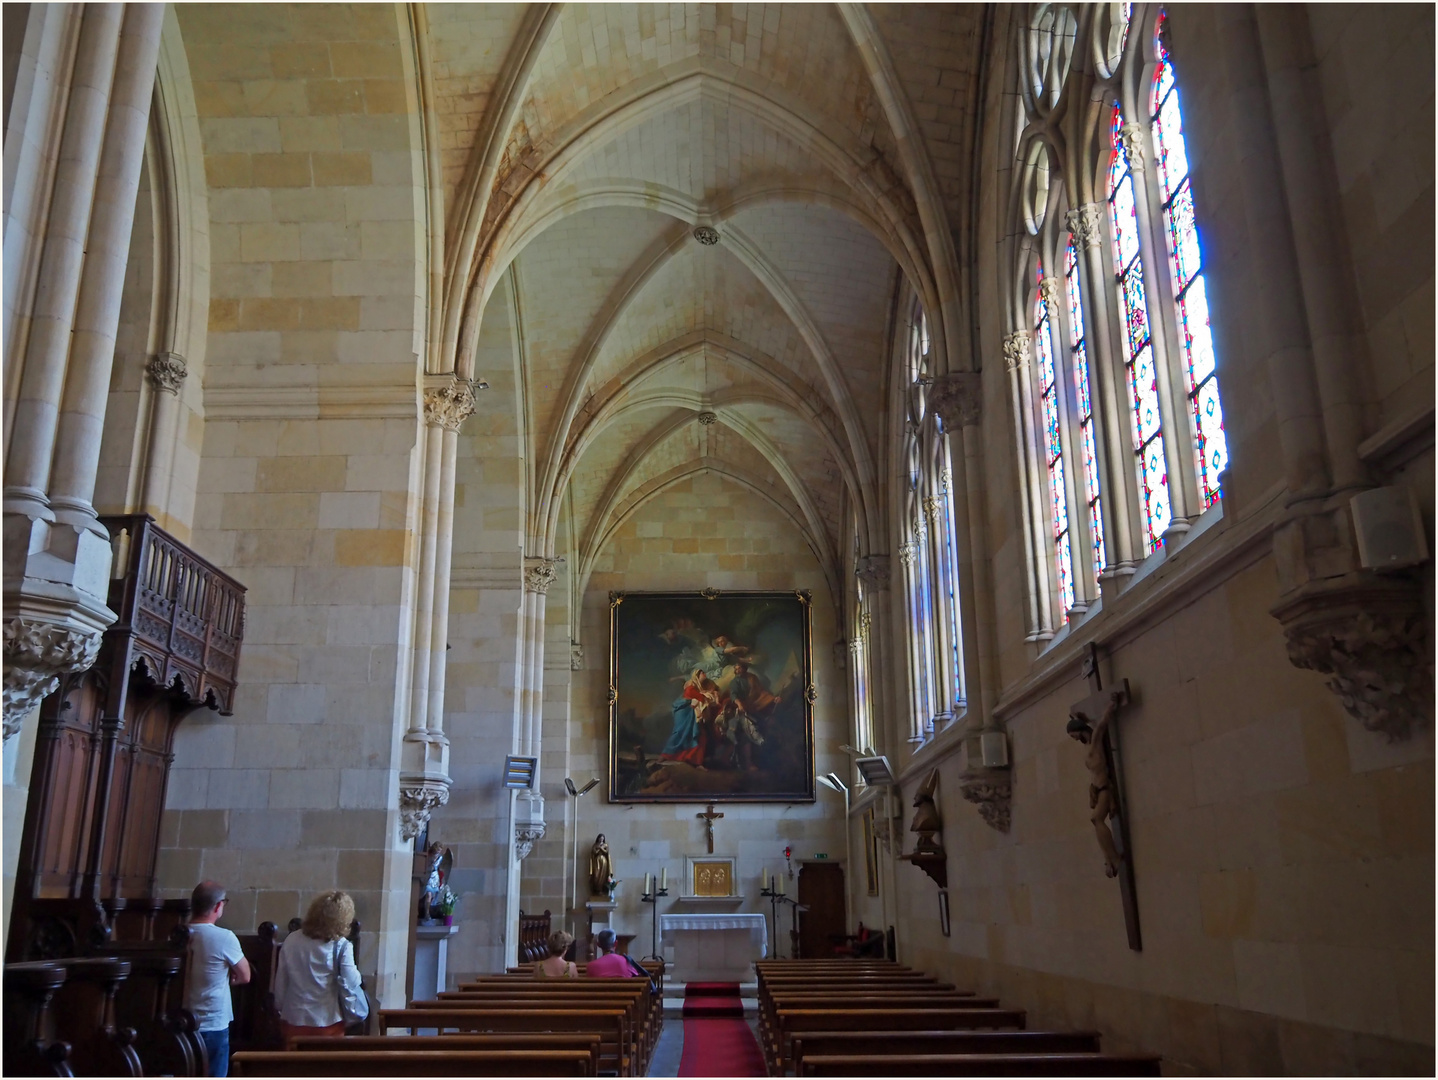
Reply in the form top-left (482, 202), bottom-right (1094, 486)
top-left (273, 891), bottom-right (368, 1043)
top-left (534, 929), bottom-right (577, 977)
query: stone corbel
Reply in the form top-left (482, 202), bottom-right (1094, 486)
top-left (398, 779), bottom-right (451, 841)
top-left (927, 372), bottom-right (983, 432)
top-left (959, 768), bottom-right (1012, 834)
top-left (422, 374), bottom-right (481, 432)
top-left (855, 553), bottom-right (891, 591)
top-left (3, 617), bottom-right (104, 739)
top-left (523, 556), bottom-right (563, 595)
top-left (1273, 577), bottom-right (1430, 741)
top-left (514, 822), bottom-right (546, 861)
top-left (146, 352), bottom-right (189, 394)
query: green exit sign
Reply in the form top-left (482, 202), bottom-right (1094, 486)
top-left (812, 853), bottom-right (828, 859)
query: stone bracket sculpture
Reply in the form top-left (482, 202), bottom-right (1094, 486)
top-left (959, 768), bottom-right (1012, 834)
top-left (513, 822), bottom-right (545, 860)
top-left (1273, 576), bottom-right (1430, 742)
top-left (3, 618), bottom-right (104, 740)
top-left (399, 781), bottom-right (450, 841)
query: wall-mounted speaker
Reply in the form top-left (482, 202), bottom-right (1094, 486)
top-left (1351, 485), bottom-right (1429, 571)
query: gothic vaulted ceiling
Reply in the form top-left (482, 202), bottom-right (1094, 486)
top-left (181, 2), bottom-right (988, 600)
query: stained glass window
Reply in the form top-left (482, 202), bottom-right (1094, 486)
top-left (1151, 13), bottom-right (1227, 506)
top-left (1108, 104), bottom-right (1171, 552)
top-left (1035, 271), bottom-right (1074, 616)
top-left (941, 480), bottom-right (964, 703)
top-left (1065, 239), bottom-right (1105, 577)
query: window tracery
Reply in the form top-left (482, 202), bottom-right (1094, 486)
top-left (1006, 3), bottom-right (1229, 640)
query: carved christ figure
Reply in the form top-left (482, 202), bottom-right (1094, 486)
top-left (1067, 691), bottom-right (1124, 878)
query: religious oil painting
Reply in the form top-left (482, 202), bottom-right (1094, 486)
top-left (608, 590), bottom-right (815, 802)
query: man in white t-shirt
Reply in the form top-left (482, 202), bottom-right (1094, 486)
top-left (184, 881), bottom-right (251, 1077)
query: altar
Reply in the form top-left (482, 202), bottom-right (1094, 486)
top-left (660, 912), bottom-right (767, 984)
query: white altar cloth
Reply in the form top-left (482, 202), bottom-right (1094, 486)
top-left (660, 912), bottom-right (767, 982)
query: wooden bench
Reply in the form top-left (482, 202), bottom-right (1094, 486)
top-left (790, 1029), bottom-right (1103, 1073)
top-left (422, 992), bottom-right (648, 1069)
top-left (380, 1008), bottom-right (631, 1076)
top-left (797, 1052), bottom-right (1163, 1076)
top-left (768, 1007), bottom-right (1026, 1073)
top-left (289, 1032), bottom-right (600, 1071)
top-left (444, 983), bottom-right (659, 1067)
top-left (231, 1049), bottom-right (595, 1076)
top-left (759, 994), bottom-right (996, 1055)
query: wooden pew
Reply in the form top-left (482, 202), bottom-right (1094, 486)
top-left (380, 1008), bottom-right (631, 1076)
top-left (232, 1048), bottom-right (595, 1076)
top-left (440, 984), bottom-right (658, 1068)
top-left (759, 993), bottom-right (995, 1054)
top-left (798, 1052), bottom-right (1162, 1076)
top-left (3, 960), bottom-right (74, 1077)
top-left (790, 1029), bottom-right (1103, 1073)
top-left (426, 992), bottom-right (649, 1070)
top-left (289, 1032), bottom-right (600, 1071)
top-left (768, 1007), bottom-right (1026, 1073)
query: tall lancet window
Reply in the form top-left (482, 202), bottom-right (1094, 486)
top-left (1109, 102), bottom-right (1171, 552)
top-left (1065, 238), bottom-right (1105, 577)
top-left (1035, 270), bottom-right (1074, 615)
top-left (1151, 14), bottom-right (1227, 506)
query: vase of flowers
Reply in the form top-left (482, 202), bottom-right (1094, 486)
top-left (605, 875), bottom-right (619, 901)
top-left (436, 885), bottom-right (457, 926)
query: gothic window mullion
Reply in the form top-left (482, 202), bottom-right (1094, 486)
top-left (1046, 245), bottom-right (1099, 614)
top-left (1005, 329), bottom-right (1053, 643)
top-left (1119, 110), bottom-right (1197, 539)
top-left (923, 434), bottom-right (957, 725)
top-left (1070, 202), bottom-right (1144, 581)
top-left (1035, 271), bottom-right (1077, 624)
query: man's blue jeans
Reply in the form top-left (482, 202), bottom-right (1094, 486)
top-left (199, 1027), bottom-right (230, 1077)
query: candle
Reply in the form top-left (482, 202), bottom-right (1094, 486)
top-left (661, 867), bottom-right (667, 890)
top-left (645, 872), bottom-right (652, 895)
top-left (777, 875), bottom-right (785, 896)
top-left (762, 868), bottom-right (769, 890)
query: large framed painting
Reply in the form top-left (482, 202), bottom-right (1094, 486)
top-left (608, 590), bottom-right (815, 802)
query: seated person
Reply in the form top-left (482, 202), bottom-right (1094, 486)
top-left (534, 930), bottom-right (577, 977)
top-left (586, 929), bottom-right (645, 977)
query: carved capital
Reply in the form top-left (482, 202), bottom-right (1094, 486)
top-left (1275, 581), bottom-right (1431, 741)
top-left (399, 781), bottom-right (450, 840)
top-left (3, 619), bottom-right (103, 739)
top-left (855, 554), bottom-right (892, 591)
top-left (146, 352), bottom-right (188, 395)
top-left (514, 821), bottom-right (546, 861)
top-left (423, 377), bottom-right (479, 432)
top-left (898, 541), bottom-right (919, 568)
top-left (1002, 331), bottom-right (1031, 373)
top-left (1038, 275), bottom-right (1061, 309)
top-left (960, 769), bottom-right (1012, 833)
top-left (1066, 203), bottom-right (1105, 249)
top-left (1120, 121), bottom-right (1147, 172)
top-left (927, 371), bottom-right (983, 431)
top-left (570, 643), bottom-right (584, 670)
top-left (523, 557), bottom-right (562, 595)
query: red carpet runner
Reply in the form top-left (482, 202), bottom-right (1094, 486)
top-left (677, 982), bottom-right (765, 1077)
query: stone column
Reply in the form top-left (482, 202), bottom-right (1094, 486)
top-left (510, 555), bottom-right (559, 883)
top-left (399, 376), bottom-right (477, 841)
top-left (3, 5), bottom-right (162, 738)
top-left (138, 353), bottom-right (188, 515)
top-left (47, 3), bottom-right (165, 536)
top-left (854, 553), bottom-right (891, 756)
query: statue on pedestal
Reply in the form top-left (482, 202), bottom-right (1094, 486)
top-left (588, 833), bottom-right (613, 898)
top-left (417, 841), bottom-right (452, 923)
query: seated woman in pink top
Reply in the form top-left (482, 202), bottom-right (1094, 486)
top-left (586, 929), bottom-right (641, 976)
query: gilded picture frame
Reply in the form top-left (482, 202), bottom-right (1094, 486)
top-left (608, 590), bottom-right (816, 803)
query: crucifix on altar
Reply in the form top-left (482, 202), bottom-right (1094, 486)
top-left (1067, 642), bottom-right (1142, 951)
top-left (696, 804), bottom-right (724, 853)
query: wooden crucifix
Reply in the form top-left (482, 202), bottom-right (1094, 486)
top-left (696, 804), bottom-right (724, 854)
top-left (1068, 642), bottom-right (1141, 951)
